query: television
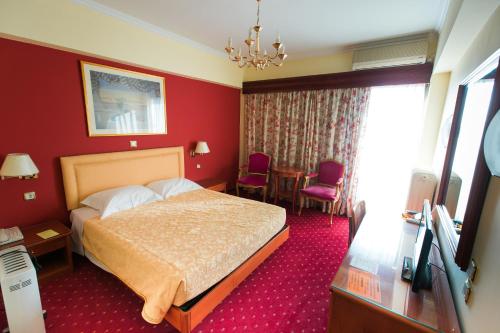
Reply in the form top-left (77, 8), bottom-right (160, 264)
top-left (402, 199), bottom-right (434, 292)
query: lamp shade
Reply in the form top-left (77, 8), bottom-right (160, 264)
top-left (0, 153), bottom-right (39, 179)
top-left (195, 141), bottom-right (210, 154)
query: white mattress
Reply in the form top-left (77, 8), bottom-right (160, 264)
top-left (70, 207), bottom-right (110, 272)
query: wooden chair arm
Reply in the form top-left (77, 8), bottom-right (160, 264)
top-left (306, 172), bottom-right (319, 179)
top-left (303, 172), bottom-right (318, 189)
top-left (336, 177), bottom-right (344, 195)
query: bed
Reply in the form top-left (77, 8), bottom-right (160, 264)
top-left (60, 147), bottom-right (289, 333)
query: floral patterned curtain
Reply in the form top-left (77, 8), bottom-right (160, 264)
top-left (243, 88), bottom-right (371, 214)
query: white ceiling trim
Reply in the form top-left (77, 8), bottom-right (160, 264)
top-left (73, 0), bottom-right (226, 58)
top-left (435, 0), bottom-right (450, 31)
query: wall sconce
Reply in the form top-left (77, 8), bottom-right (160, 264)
top-left (0, 153), bottom-right (39, 180)
top-left (191, 141), bottom-right (210, 157)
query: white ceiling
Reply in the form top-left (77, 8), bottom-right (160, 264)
top-left (79, 0), bottom-right (449, 59)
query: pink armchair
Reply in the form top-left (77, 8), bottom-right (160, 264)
top-left (298, 160), bottom-right (344, 224)
top-left (236, 152), bottom-right (272, 202)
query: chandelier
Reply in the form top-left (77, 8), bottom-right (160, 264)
top-left (225, 0), bottom-right (287, 69)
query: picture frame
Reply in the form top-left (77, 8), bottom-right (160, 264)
top-left (80, 61), bottom-right (167, 136)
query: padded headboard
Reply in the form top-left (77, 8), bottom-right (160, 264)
top-left (60, 147), bottom-right (184, 210)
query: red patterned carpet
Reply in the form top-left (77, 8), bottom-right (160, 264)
top-left (1, 208), bottom-right (348, 333)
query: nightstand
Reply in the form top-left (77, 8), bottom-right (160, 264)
top-left (21, 221), bottom-right (73, 284)
top-left (197, 178), bottom-right (227, 192)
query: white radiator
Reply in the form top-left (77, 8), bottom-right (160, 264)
top-left (445, 172), bottom-right (462, 219)
top-left (405, 169), bottom-right (437, 212)
top-left (0, 245), bottom-right (45, 333)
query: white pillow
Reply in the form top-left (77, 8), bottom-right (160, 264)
top-left (81, 185), bottom-right (161, 218)
top-left (147, 178), bottom-right (202, 199)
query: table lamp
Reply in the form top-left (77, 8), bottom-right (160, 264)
top-left (0, 153), bottom-right (39, 180)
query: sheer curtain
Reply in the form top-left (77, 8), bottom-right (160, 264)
top-left (244, 88), bottom-right (371, 214)
top-left (356, 84), bottom-right (427, 215)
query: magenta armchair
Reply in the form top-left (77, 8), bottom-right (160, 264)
top-left (298, 160), bottom-right (344, 224)
top-left (236, 152), bottom-right (271, 202)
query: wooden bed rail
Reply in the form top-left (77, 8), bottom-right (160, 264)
top-left (165, 225), bottom-right (290, 333)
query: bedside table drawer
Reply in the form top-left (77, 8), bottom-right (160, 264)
top-left (208, 183), bottom-right (226, 192)
top-left (28, 237), bottom-right (66, 256)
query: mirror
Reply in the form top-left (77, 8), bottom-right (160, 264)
top-left (444, 77), bottom-right (495, 229)
top-left (437, 55), bottom-right (499, 271)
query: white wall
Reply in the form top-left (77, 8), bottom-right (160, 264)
top-left (433, 5), bottom-right (500, 333)
top-left (416, 72), bottom-right (450, 169)
top-left (243, 51), bottom-right (353, 81)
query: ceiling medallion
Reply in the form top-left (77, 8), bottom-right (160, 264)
top-left (225, 0), bottom-right (287, 69)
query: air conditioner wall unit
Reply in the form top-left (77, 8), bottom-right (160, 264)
top-left (0, 245), bottom-right (45, 333)
top-left (352, 37), bottom-right (429, 70)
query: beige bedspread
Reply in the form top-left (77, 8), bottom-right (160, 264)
top-left (82, 189), bottom-right (286, 324)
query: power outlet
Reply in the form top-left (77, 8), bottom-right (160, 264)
top-left (130, 140), bottom-right (138, 148)
top-left (196, 164), bottom-right (201, 169)
top-left (24, 192), bottom-right (36, 201)
top-left (467, 259), bottom-right (477, 282)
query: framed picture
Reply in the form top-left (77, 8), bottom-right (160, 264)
top-left (81, 61), bottom-right (167, 136)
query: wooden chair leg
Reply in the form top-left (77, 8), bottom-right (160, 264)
top-left (330, 200), bottom-right (335, 225)
top-left (298, 195), bottom-right (304, 216)
top-left (236, 184), bottom-right (240, 197)
top-left (262, 186), bottom-right (267, 202)
top-left (322, 202), bottom-right (326, 213)
top-left (334, 198), bottom-right (341, 215)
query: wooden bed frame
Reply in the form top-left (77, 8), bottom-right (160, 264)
top-left (60, 147), bottom-right (289, 333)
top-left (166, 226), bottom-right (289, 332)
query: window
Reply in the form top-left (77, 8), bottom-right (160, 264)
top-left (357, 84), bottom-right (426, 214)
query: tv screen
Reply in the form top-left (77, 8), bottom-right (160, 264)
top-left (411, 199), bottom-right (433, 292)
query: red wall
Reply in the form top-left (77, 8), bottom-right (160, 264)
top-left (0, 38), bottom-right (240, 227)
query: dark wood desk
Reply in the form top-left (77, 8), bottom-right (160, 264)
top-left (272, 166), bottom-right (304, 213)
top-left (328, 211), bottom-right (461, 333)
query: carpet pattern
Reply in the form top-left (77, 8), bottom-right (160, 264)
top-left (1, 208), bottom-right (348, 333)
